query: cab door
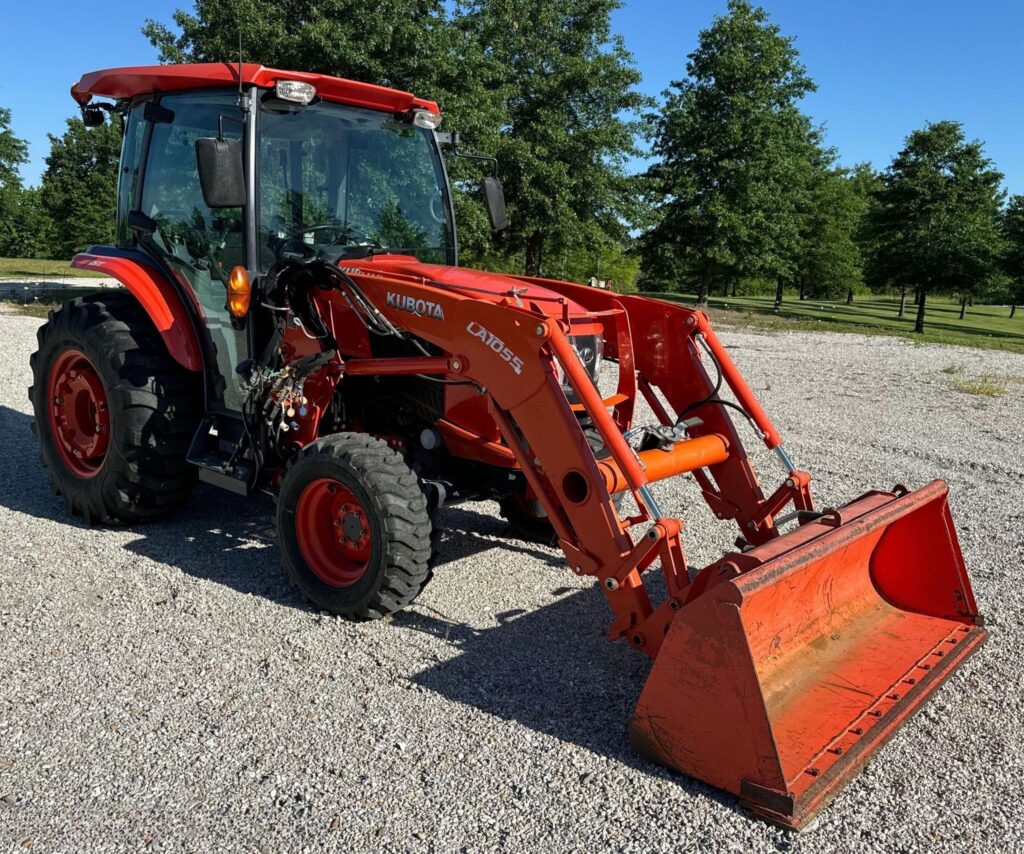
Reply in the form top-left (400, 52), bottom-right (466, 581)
top-left (135, 90), bottom-right (250, 413)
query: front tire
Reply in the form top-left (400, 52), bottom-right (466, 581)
top-left (277, 433), bottom-right (433, 619)
top-left (29, 293), bottom-right (201, 524)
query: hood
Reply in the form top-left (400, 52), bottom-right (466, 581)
top-left (337, 254), bottom-right (590, 318)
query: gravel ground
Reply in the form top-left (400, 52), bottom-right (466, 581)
top-left (1, 309), bottom-right (1022, 852)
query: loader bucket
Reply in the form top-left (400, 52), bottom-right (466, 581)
top-left (629, 480), bottom-right (986, 829)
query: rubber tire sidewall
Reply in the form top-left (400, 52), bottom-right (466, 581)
top-left (34, 327), bottom-right (128, 519)
top-left (278, 451), bottom-right (391, 615)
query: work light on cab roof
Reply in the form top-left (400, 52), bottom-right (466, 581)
top-left (275, 79), bottom-right (317, 105)
top-left (411, 109), bottom-right (442, 129)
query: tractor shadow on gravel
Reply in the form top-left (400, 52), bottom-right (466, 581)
top-left (0, 403), bottom-right (579, 606)
top-left (1, 403), bottom-right (734, 814)
top-left (395, 577), bottom-right (736, 813)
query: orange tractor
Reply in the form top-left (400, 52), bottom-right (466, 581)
top-left (31, 63), bottom-right (985, 827)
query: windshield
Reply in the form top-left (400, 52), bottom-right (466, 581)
top-left (257, 99), bottom-right (453, 268)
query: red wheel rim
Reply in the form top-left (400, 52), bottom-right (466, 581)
top-left (47, 348), bottom-right (110, 478)
top-left (295, 478), bottom-right (373, 587)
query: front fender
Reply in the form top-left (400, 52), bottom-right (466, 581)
top-left (72, 251), bottom-right (203, 372)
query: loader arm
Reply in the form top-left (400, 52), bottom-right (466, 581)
top-left (340, 269), bottom-right (812, 656)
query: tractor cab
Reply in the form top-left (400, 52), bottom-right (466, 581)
top-left (101, 68), bottom-right (459, 416)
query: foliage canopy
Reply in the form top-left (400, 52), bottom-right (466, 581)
top-left (871, 120), bottom-right (1004, 331)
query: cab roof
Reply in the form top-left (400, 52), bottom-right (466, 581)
top-left (71, 63), bottom-right (440, 115)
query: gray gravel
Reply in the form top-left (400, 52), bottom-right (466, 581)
top-left (1, 309), bottom-right (1022, 852)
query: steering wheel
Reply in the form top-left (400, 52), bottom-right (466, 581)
top-left (285, 222), bottom-right (371, 246)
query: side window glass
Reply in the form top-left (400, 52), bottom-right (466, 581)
top-left (116, 108), bottom-right (145, 248)
top-left (138, 91), bottom-right (247, 411)
top-left (346, 125), bottom-right (448, 257)
top-left (139, 93), bottom-right (244, 274)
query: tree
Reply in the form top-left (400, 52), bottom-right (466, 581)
top-left (1002, 195), bottom-right (1024, 318)
top-left (871, 121), bottom-right (1004, 333)
top-left (0, 104), bottom-right (27, 256)
top-left (39, 117), bottom-right (122, 258)
top-left (0, 107), bottom-right (55, 259)
top-left (641, 0), bottom-right (818, 305)
top-left (551, 238), bottom-right (640, 291)
top-left (455, 0), bottom-right (648, 276)
top-left (0, 187), bottom-right (55, 259)
top-left (0, 106), bottom-right (27, 189)
top-left (795, 167), bottom-right (869, 301)
top-left (144, 0), bottom-right (447, 94)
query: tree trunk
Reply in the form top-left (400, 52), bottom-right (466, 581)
top-left (731, 281), bottom-right (738, 298)
top-left (914, 289), bottom-right (927, 333)
top-left (773, 276), bottom-right (784, 311)
top-left (913, 288), bottom-right (920, 305)
top-left (959, 295), bottom-right (967, 319)
top-left (524, 234), bottom-right (544, 277)
top-left (898, 287), bottom-right (906, 318)
top-left (798, 279), bottom-right (805, 300)
top-left (723, 279), bottom-right (730, 297)
top-left (846, 288), bottom-right (854, 305)
top-left (1012, 302), bottom-right (1017, 318)
top-left (697, 263), bottom-right (709, 306)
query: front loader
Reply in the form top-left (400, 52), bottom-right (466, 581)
top-left (29, 63), bottom-right (985, 828)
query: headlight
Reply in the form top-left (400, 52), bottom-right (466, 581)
top-left (571, 334), bottom-right (604, 381)
top-left (556, 334), bottom-right (604, 398)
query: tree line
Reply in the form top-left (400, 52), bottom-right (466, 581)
top-left (1, 0), bottom-right (1023, 331)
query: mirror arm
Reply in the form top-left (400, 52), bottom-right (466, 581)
top-left (438, 131), bottom-right (499, 177)
top-left (449, 150), bottom-right (499, 177)
top-left (127, 210), bottom-right (157, 236)
top-left (217, 113), bottom-right (245, 141)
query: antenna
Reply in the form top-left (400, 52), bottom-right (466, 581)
top-left (237, 23), bottom-right (244, 105)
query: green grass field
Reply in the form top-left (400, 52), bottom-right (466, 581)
top-left (645, 292), bottom-right (1024, 354)
top-left (2, 253), bottom-right (1020, 355)
top-left (0, 257), bottom-right (106, 279)
top-left (8, 289), bottom-right (106, 318)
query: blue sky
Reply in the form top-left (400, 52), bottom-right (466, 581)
top-left (3, 1), bottom-right (1023, 193)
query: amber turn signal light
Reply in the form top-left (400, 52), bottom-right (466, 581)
top-left (228, 266), bottom-right (251, 318)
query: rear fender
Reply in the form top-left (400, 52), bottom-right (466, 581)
top-left (72, 251), bottom-right (203, 371)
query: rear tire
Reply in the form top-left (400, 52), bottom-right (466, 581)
top-left (277, 433), bottom-right (433, 619)
top-left (29, 293), bottom-right (201, 524)
top-left (498, 494), bottom-right (562, 546)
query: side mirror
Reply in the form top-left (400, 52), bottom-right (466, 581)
top-left (483, 176), bottom-right (509, 232)
top-left (195, 137), bottom-right (245, 209)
